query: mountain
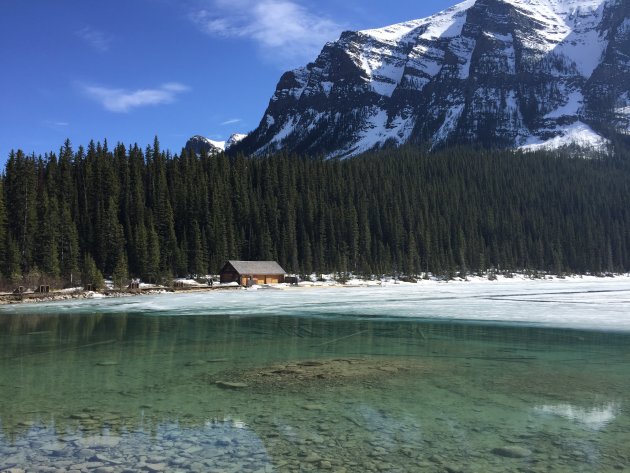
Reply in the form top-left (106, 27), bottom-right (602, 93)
top-left (185, 133), bottom-right (247, 155)
top-left (236, 0), bottom-right (630, 158)
top-left (226, 133), bottom-right (248, 149)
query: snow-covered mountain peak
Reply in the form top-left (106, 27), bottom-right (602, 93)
top-left (359, 0), bottom-right (610, 44)
top-left (236, 0), bottom-right (628, 158)
top-left (504, 0), bottom-right (609, 12)
top-left (185, 133), bottom-right (248, 156)
top-left (226, 133), bottom-right (247, 149)
top-left (360, 0), bottom-right (474, 43)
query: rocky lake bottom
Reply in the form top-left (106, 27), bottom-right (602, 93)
top-left (0, 282), bottom-right (629, 472)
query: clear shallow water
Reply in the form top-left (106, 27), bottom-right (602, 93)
top-left (0, 281), bottom-right (629, 472)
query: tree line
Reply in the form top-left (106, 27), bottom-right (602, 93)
top-left (0, 137), bottom-right (629, 289)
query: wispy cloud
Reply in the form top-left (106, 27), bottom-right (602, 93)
top-left (221, 118), bottom-right (242, 125)
top-left (43, 120), bottom-right (70, 131)
top-left (76, 26), bottom-right (112, 52)
top-left (190, 0), bottom-right (344, 67)
top-left (82, 82), bottom-right (190, 113)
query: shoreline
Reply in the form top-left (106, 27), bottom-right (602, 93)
top-left (0, 273), bottom-right (628, 306)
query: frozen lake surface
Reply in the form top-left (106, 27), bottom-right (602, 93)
top-left (0, 277), bottom-right (629, 472)
top-left (4, 276), bottom-right (630, 331)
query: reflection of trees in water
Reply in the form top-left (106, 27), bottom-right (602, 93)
top-left (1, 311), bottom-right (628, 352)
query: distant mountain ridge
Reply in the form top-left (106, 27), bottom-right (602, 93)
top-left (233, 0), bottom-right (629, 158)
top-left (185, 133), bottom-right (247, 155)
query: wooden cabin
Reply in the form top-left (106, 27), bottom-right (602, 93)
top-left (220, 261), bottom-right (286, 286)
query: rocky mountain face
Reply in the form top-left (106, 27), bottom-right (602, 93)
top-left (235, 0), bottom-right (630, 158)
top-left (185, 133), bottom-right (247, 155)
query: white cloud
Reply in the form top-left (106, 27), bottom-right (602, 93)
top-left (190, 0), bottom-right (344, 67)
top-left (76, 26), bottom-right (112, 52)
top-left (82, 83), bottom-right (190, 113)
top-left (221, 118), bottom-right (242, 125)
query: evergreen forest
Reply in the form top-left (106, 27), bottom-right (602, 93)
top-left (1, 137), bottom-right (629, 289)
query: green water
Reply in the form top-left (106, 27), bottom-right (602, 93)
top-left (0, 309), bottom-right (629, 472)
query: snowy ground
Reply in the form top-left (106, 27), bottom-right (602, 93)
top-left (2, 274), bottom-right (629, 332)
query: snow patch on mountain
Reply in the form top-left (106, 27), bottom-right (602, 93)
top-left (520, 122), bottom-right (609, 151)
top-left (270, 117), bottom-right (298, 145)
top-left (545, 90), bottom-right (584, 118)
top-left (321, 81), bottom-right (334, 97)
top-left (435, 104), bottom-right (465, 144)
top-left (356, 46), bottom-right (407, 97)
top-left (484, 32), bottom-right (517, 75)
top-left (333, 107), bottom-right (416, 158)
top-left (450, 36), bottom-right (477, 79)
top-left (409, 44), bottom-right (444, 79)
top-left (615, 92), bottom-right (630, 133)
top-left (617, 92), bottom-right (630, 114)
top-left (505, 0), bottom-right (609, 77)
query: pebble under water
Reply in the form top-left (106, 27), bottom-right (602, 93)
top-left (0, 288), bottom-right (629, 472)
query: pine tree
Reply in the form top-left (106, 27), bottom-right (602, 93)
top-left (59, 203), bottom-right (80, 283)
top-left (0, 180), bottom-right (7, 276)
top-left (4, 235), bottom-right (22, 282)
top-left (82, 253), bottom-right (104, 289)
top-left (112, 250), bottom-right (129, 290)
top-left (4, 151), bottom-right (37, 274)
top-left (35, 182), bottom-right (60, 277)
top-left (145, 221), bottom-right (161, 283)
top-left (152, 139), bottom-right (178, 274)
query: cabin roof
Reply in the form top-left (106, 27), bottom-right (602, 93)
top-left (224, 260), bottom-right (286, 275)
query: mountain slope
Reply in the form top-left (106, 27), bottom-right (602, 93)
top-left (236, 0), bottom-right (629, 158)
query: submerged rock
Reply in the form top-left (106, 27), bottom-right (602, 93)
top-left (207, 357), bottom-right (427, 392)
top-left (303, 452), bottom-right (322, 463)
top-left (40, 442), bottom-right (67, 455)
top-left (74, 436), bottom-right (121, 449)
top-left (215, 437), bottom-right (231, 447)
top-left (297, 361), bottom-right (324, 367)
top-left (93, 467), bottom-right (115, 473)
top-left (92, 454), bottom-right (122, 465)
top-left (444, 464), bottom-right (464, 473)
top-left (215, 381), bottom-right (248, 389)
top-left (145, 463), bottom-right (167, 472)
top-left (492, 446), bottom-right (532, 458)
top-left (302, 404), bottom-right (326, 411)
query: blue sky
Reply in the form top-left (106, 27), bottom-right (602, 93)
top-left (0, 0), bottom-right (455, 164)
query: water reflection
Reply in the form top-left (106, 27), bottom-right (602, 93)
top-left (0, 311), bottom-right (629, 471)
top-left (534, 402), bottom-right (620, 430)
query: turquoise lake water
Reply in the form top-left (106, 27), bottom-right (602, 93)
top-left (0, 282), bottom-right (629, 472)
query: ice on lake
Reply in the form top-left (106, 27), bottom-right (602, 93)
top-left (4, 276), bottom-right (630, 331)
